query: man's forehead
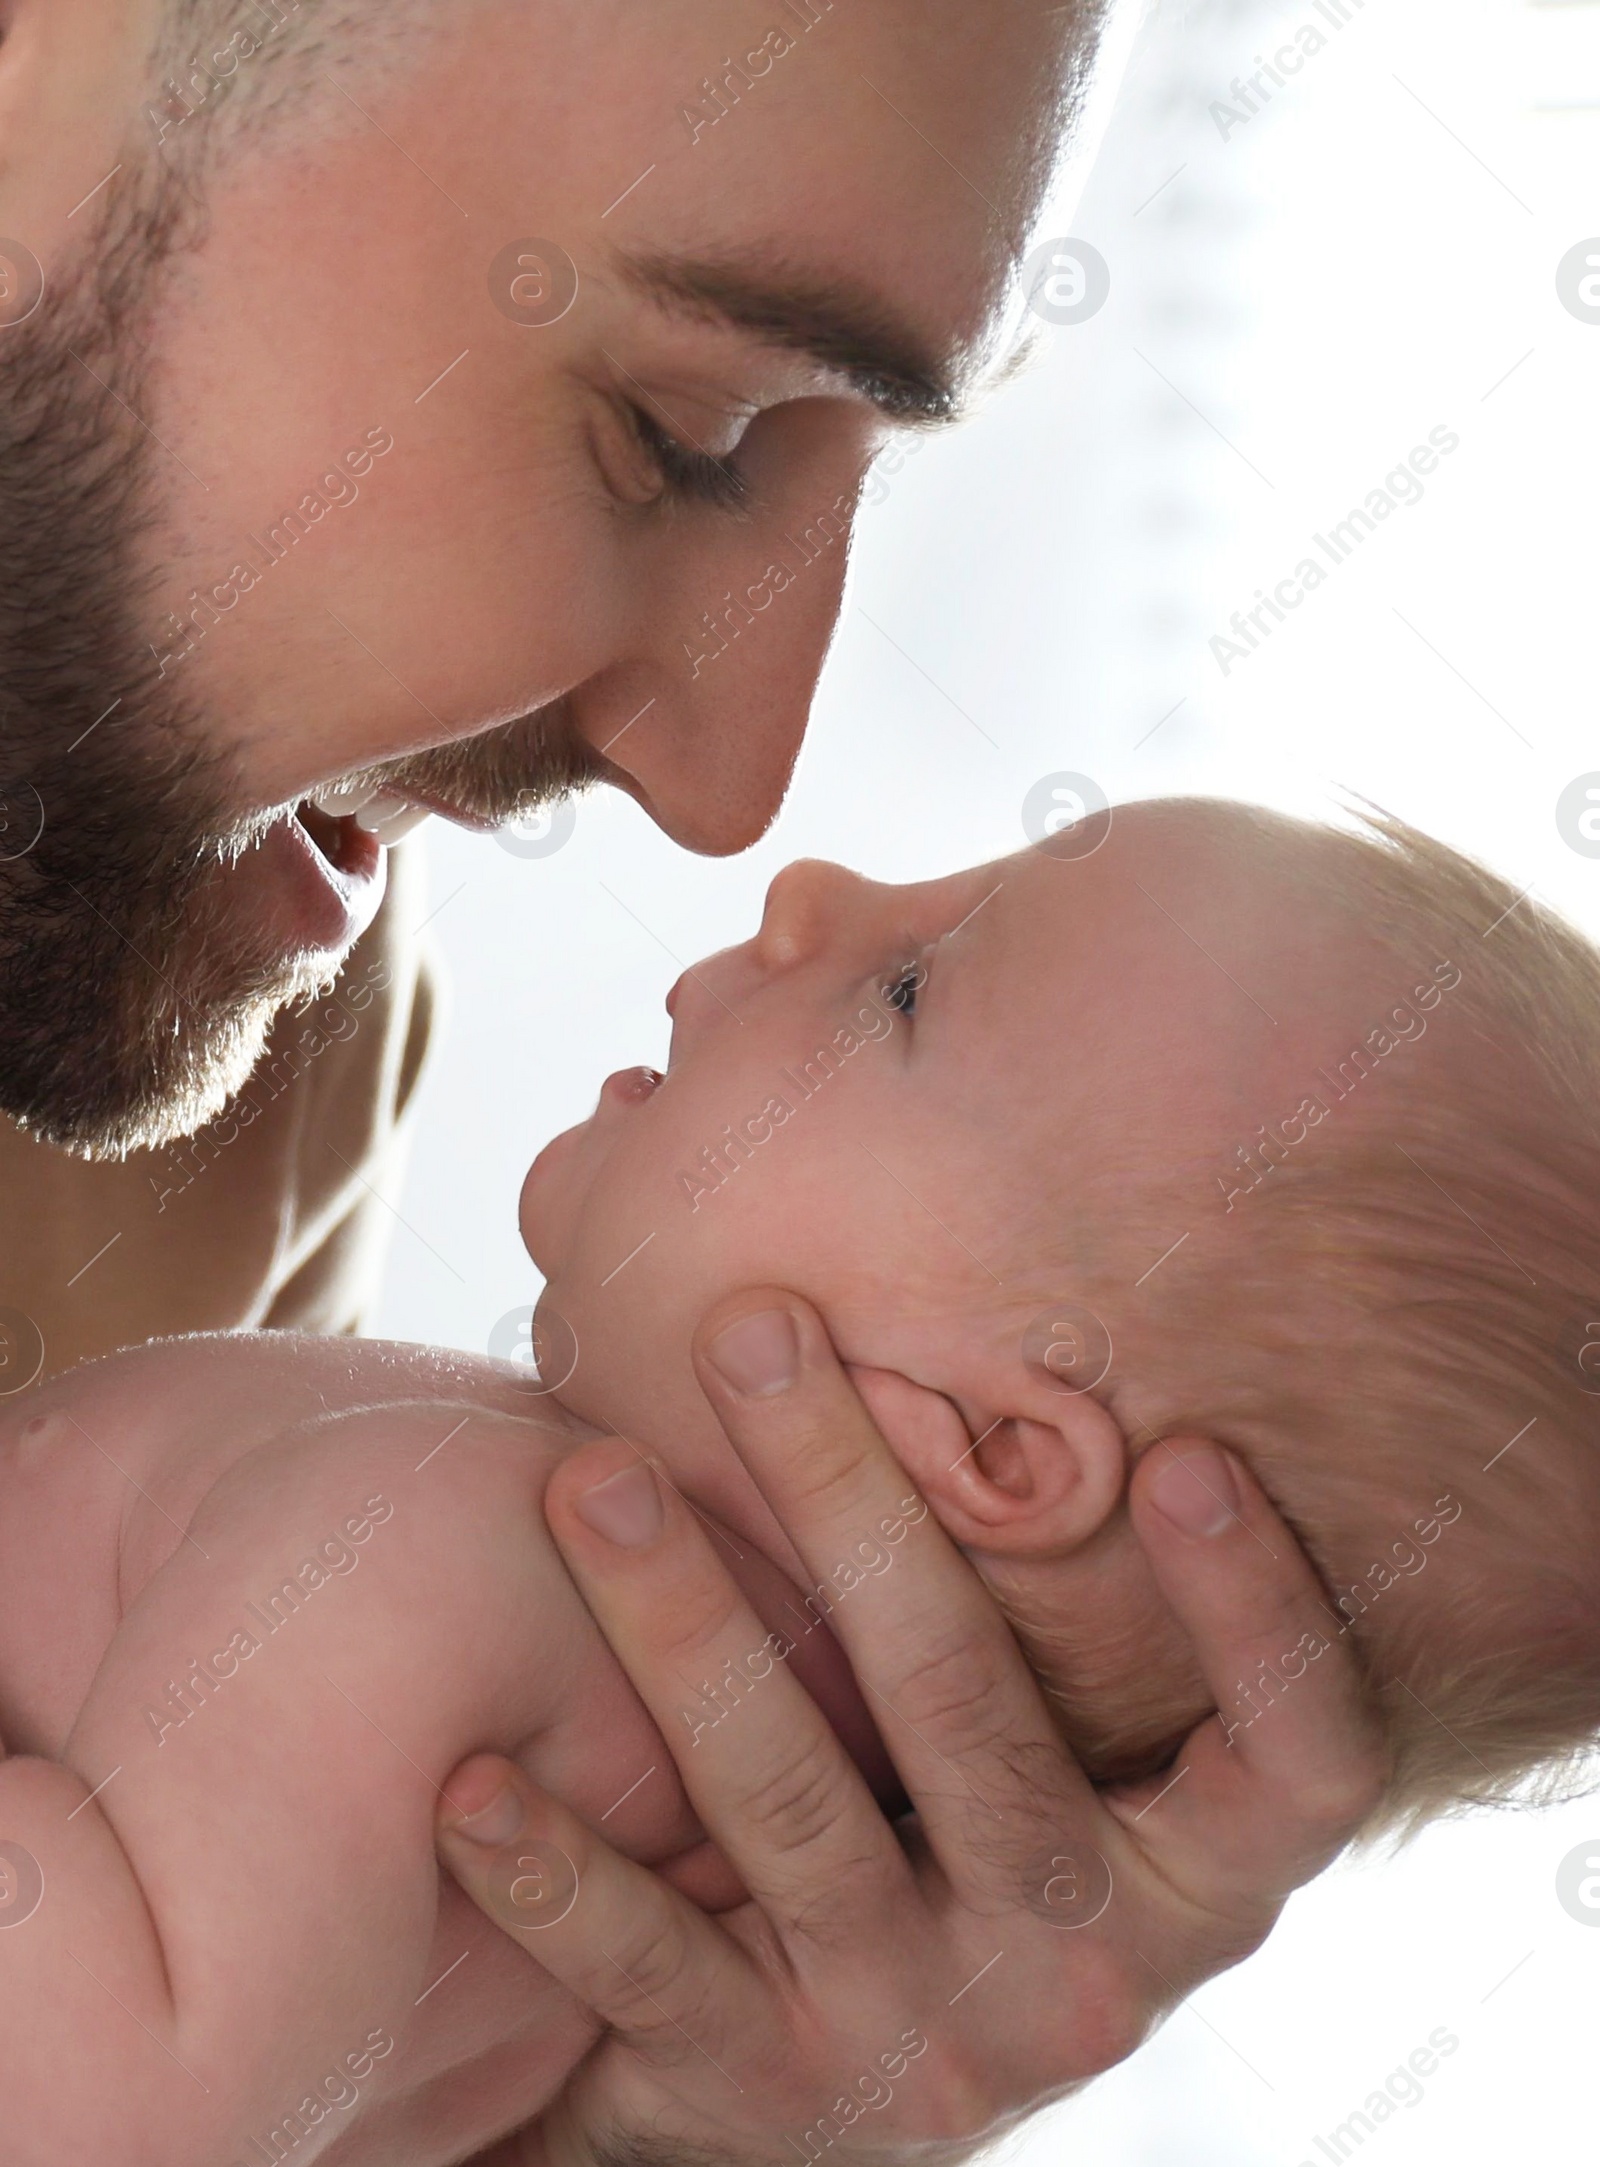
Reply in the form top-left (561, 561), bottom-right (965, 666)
top-left (586, 2), bottom-right (1095, 414)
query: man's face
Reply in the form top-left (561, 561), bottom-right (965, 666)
top-left (0, 0), bottom-right (1094, 1151)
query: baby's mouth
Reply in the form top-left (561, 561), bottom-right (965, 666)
top-left (522, 1068), bottom-right (662, 1216)
top-left (601, 1065), bottom-right (665, 1108)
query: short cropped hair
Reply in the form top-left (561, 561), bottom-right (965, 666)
top-left (150, 1), bottom-right (437, 149)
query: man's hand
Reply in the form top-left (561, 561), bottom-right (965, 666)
top-left (438, 1292), bottom-right (1386, 2164)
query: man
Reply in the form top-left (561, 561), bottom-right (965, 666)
top-left (0, 0), bottom-right (1384, 2154)
top-left (0, 0), bottom-right (1082, 1365)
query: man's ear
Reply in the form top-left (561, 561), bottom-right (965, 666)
top-left (847, 1365), bottom-right (1126, 1558)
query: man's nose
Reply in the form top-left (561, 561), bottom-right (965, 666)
top-left (592, 477), bottom-right (863, 859)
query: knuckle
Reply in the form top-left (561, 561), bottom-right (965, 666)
top-left (888, 1628), bottom-right (1013, 1758)
top-left (1289, 1744), bottom-right (1390, 1837)
top-left (1238, 1577), bottom-right (1319, 1658)
top-left (765, 1417), bottom-right (876, 1516)
top-left (1011, 1940), bottom-right (1145, 2083)
top-left (610, 1906), bottom-right (693, 2002)
top-left (904, 2041), bottom-right (1009, 2143)
top-left (782, 1847), bottom-right (891, 1951)
top-left (1060, 1964), bottom-right (1150, 2076)
top-left (651, 1572), bottom-right (748, 1668)
top-left (732, 1734), bottom-right (853, 1860)
top-left (1223, 1908), bottom-right (1279, 1966)
top-left (604, 1911), bottom-right (713, 2046)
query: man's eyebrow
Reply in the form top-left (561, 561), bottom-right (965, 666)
top-left (615, 249), bottom-right (966, 426)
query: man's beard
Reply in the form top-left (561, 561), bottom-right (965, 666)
top-left (0, 167), bottom-right (603, 1163)
top-left (1, 689), bottom-right (602, 1162)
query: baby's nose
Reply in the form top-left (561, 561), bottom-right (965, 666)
top-left (755, 858), bottom-right (873, 970)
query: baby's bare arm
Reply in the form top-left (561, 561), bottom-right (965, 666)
top-left (0, 1398), bottom-right (696, 2165)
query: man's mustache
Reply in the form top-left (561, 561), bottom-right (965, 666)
top-left (337, 701), bottom-right (610, 827)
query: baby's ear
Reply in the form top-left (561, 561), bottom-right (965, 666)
top-left (846, 1366), bottom-right (1126, 1559)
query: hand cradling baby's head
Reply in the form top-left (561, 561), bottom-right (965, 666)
top-left (522, 800), bottom-right (1600, 1839)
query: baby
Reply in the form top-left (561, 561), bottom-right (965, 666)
top-left (518, 794), bottom-right (1600, 1825)
top-left (2, 796), bottom-right (1597, 2162)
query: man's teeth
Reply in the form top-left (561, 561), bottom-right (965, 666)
top-left (311, 781), bottom-right (379, 819)
top-left (307, 784), bottom-right (431, 847)
top-left (354, 794), bottom-right (432, 846)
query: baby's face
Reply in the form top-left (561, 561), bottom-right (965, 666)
top-left (522, 801), bottom-right (1512, 1794)
top-left (521, 845), bottom-right (1047, 1463)
top-left (519, 804), bottom-right (1309, 1560)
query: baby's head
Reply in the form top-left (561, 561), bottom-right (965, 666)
top-left (521, 797), bottom-right (1600, 1838)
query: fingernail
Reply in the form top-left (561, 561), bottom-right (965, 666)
top-left (574, 1462), bottom-right (663, 1547)
top-left (449, 1785), bottom-right (524, 1849)
top-left (1149, 1446), bottom-right (1241, 1538)
top-left (706, 1309), bottom-right (799, 1397)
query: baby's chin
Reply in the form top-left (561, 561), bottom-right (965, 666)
top-left (518, 1135), bottom-right (583, 1277)
top-left (520, 1129), bottom-right (620, 1287)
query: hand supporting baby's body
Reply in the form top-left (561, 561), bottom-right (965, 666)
top-left (0, 1334), bottom-right (730, 2166)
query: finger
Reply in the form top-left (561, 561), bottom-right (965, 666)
top-left (1122, 1438), bottom-right (1388, 1913)
top-left (692, 1291), bottom-right (1105, 1886)
top-left (541, 1436), bottom-right (916, 1937)
top-left (437, 1754), bottom-right (760, 2072)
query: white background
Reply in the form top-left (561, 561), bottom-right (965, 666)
top-left (373, 1), bottom-right (1600, 2155)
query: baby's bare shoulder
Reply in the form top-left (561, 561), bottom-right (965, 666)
top-left (4, 1332), bottom-right (568, 1528)
top-left (0, 1335), bottom-right (583, 1751)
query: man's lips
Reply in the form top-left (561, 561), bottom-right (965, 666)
top-left (265, 771), bottom-right (518, 954)
top-left (232, 805), bottom-right (388, 963)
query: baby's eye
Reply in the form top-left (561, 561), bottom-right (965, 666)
top-left (881, 963), bottom-right (922, 1017)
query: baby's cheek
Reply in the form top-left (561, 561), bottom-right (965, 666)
top-left (514, 1653), bottom-right (699, 1866)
